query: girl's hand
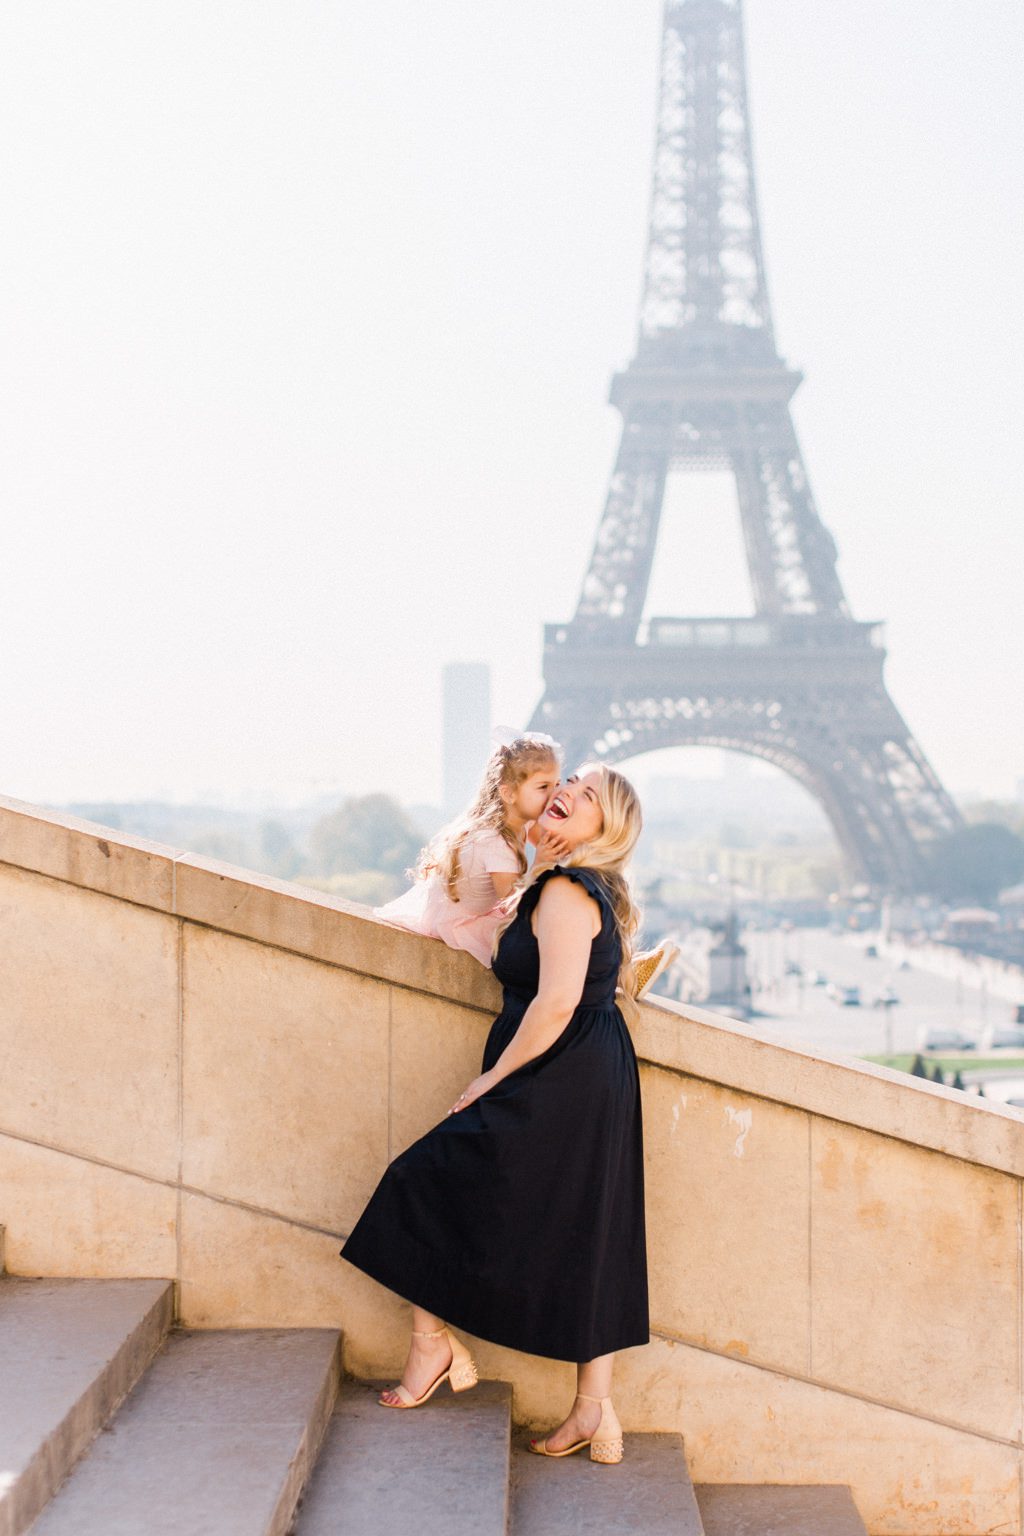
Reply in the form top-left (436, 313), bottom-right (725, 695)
top-left (533, 826), bottom-right (572, 870)
top-left (447, 1071), bottom-right (496, 1116)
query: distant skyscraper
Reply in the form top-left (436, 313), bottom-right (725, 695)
top-left (442, 663), bottom-right (491, 817)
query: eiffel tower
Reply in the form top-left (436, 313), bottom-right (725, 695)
top-left (529, 0), bottom-right (961, 891)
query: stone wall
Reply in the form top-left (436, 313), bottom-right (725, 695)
top-left (0, 792), bottom-right (1020, 1535)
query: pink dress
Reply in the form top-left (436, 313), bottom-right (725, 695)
top-left (373, 830), bottom-right (522, 967)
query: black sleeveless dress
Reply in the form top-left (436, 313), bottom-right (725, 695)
top-left (340, 866), bottom-right (649, 1362)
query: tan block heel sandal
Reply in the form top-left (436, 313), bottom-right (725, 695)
top-left (377, 1325), bottom-right (479, 1409)
top-left (528, 1392), bottom-right (624, 1464)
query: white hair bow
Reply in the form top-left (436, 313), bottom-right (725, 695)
top-left (490, 724), bottom-right (561, 756)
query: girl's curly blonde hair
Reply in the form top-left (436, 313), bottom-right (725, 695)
top-left (416, 736), bottom-right (561, 901)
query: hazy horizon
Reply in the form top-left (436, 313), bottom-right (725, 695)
top-left (2, 0), bottom-right (1021, 813)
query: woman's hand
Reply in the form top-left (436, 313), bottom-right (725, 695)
top-left (467, 878), bottom-right (597, 1089)
top-left (447, 1071), bottom-right (497, 1116)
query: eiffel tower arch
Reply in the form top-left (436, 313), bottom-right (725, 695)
top-left (529, 0), bottom-right (961, 892)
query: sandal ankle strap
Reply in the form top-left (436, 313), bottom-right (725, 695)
top-left (412, 1326), bottom-right (448, 1339)
top-left (576, 1392), bottom-right (610, 1403)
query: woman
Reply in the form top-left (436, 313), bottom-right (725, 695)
top-left (340, 763), bottom-right (648, 1463)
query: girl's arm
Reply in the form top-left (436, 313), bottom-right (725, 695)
top-left (530, 824), bottom-right (572, 873)
top-left (448, 878), bottom-right (599, 1112)
top-left (486, 830), bottom-right (570, 900)
top-left (489, 870), bottom-right (519, 901)
top-left (523, 819), bottom-right (573, 881)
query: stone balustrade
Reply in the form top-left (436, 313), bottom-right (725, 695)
top-left (0, 791), bottom-right (1020, 1535)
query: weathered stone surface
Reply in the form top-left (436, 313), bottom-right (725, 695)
top-left (173, 852), bottom-right (502, 1013)
top-left (177, 1190), bottom-right (409, 1378)
top-left (28, 1329), bottom-right (341, 1536)
top-left (0, 1134), bottom-right (177, 1278)
top-left (0, 794), bottom-right (179, 912)
top-left (634, 995), bottom-right (1024, 1178)
top-left (3, 790), bottom-right (1019, 1176)
top-left (295, 1378), bottom-right (511, 1536)
top-left (1, 794), bottom-right (1021, 1536)
top-left (511, 1430), bottom-right (703, 1535)
top-left (695, 1482), bottom-right (867, 1534)
top-left (0, 1277), bottom-right (172, 1536)
top-left (611, 1334), bottom-right (1020, 1536)
top-left (643, 1066), bottom-right (810, 1374)
top-left (0, 865), bottom-right (180, 1181)
top-left (389, 986), bottom-right (491, 1156)
top-left (181, 926), bottom-right (389, 1232)
top-left (810, 1118), bottom-right (1020, 1439)
top-left (178, 1191), bottom-right (341, 1326)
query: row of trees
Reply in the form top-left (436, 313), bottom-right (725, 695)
top-left (104, 792), bottom-right (1024, 909)
top-left (242, 794), bottom-right (426, 905)
top-left (925, 821), bottom-right (1024, 905)
top-left (290, 803), bottom-right (1024, 907)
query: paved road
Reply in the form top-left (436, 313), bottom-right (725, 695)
top-left (741, 927), bottom-right (1019, 1061)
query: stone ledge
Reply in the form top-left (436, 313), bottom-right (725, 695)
top-left (1, 793), bottom-right (1020, 1178)
top-left (0, 793), bottom-right (182, 912)
top-left (172, 852), bottom-right (500, 1014)
top-left (0, 794), bottom-right (500, 1014)
top-left (635, 998), bottom-right (1024, 1180)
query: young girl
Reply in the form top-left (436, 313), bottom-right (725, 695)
top-left (373, 734), bottom-right (564, 967)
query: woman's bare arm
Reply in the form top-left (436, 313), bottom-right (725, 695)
top-left (449, 877), bottom-right (600, 1111)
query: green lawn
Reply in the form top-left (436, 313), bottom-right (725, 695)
top-left (864, 1053), bottom-right (1024, 1076)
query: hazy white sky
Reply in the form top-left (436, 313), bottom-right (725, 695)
top-left (1, 0), bottom-right (1021, 810)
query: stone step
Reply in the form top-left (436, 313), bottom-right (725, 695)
top-left (27, 1328), bottom-right (341, 1536)
top-left (511, 1430), bottom-right (704, 1535)
top-left (0, 1276), bottom-right (173, 1536)
top-left (694, 1484), bottom-right (867, 1535)
top-left (293, 1378), bottom-right (512, 1536)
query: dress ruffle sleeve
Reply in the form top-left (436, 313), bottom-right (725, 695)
top-left (520, 864), bottom-right (615, 927)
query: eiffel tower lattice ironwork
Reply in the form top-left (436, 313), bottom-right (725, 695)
top-left (528, 0), bottom-right (961, 891)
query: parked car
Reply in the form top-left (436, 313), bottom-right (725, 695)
top-left (784, 960), bottom-right (803, 977)
top-left (864, 943), bottom-right (878, 959)
top-left (873, 987), bottom-right (899, 1008)
top-left (989, 1028), bottom-right (1024, 1050)
top-left (920, 1027), bottom-right (976, 1052)
top-left (838, 985), bottom-right (861, 1007)
top-left (807, 970), bottom-right (827, 987)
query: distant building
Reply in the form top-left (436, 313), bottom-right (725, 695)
top-left (442, 663), bottom-right (491, 818)
top-left (942, 907), bottom-right (1000, 945)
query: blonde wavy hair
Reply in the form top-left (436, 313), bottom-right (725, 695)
top-left (415, 736), bottom-right (561, 900)
top-left (495, 762), bottom-right (644, 1018)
